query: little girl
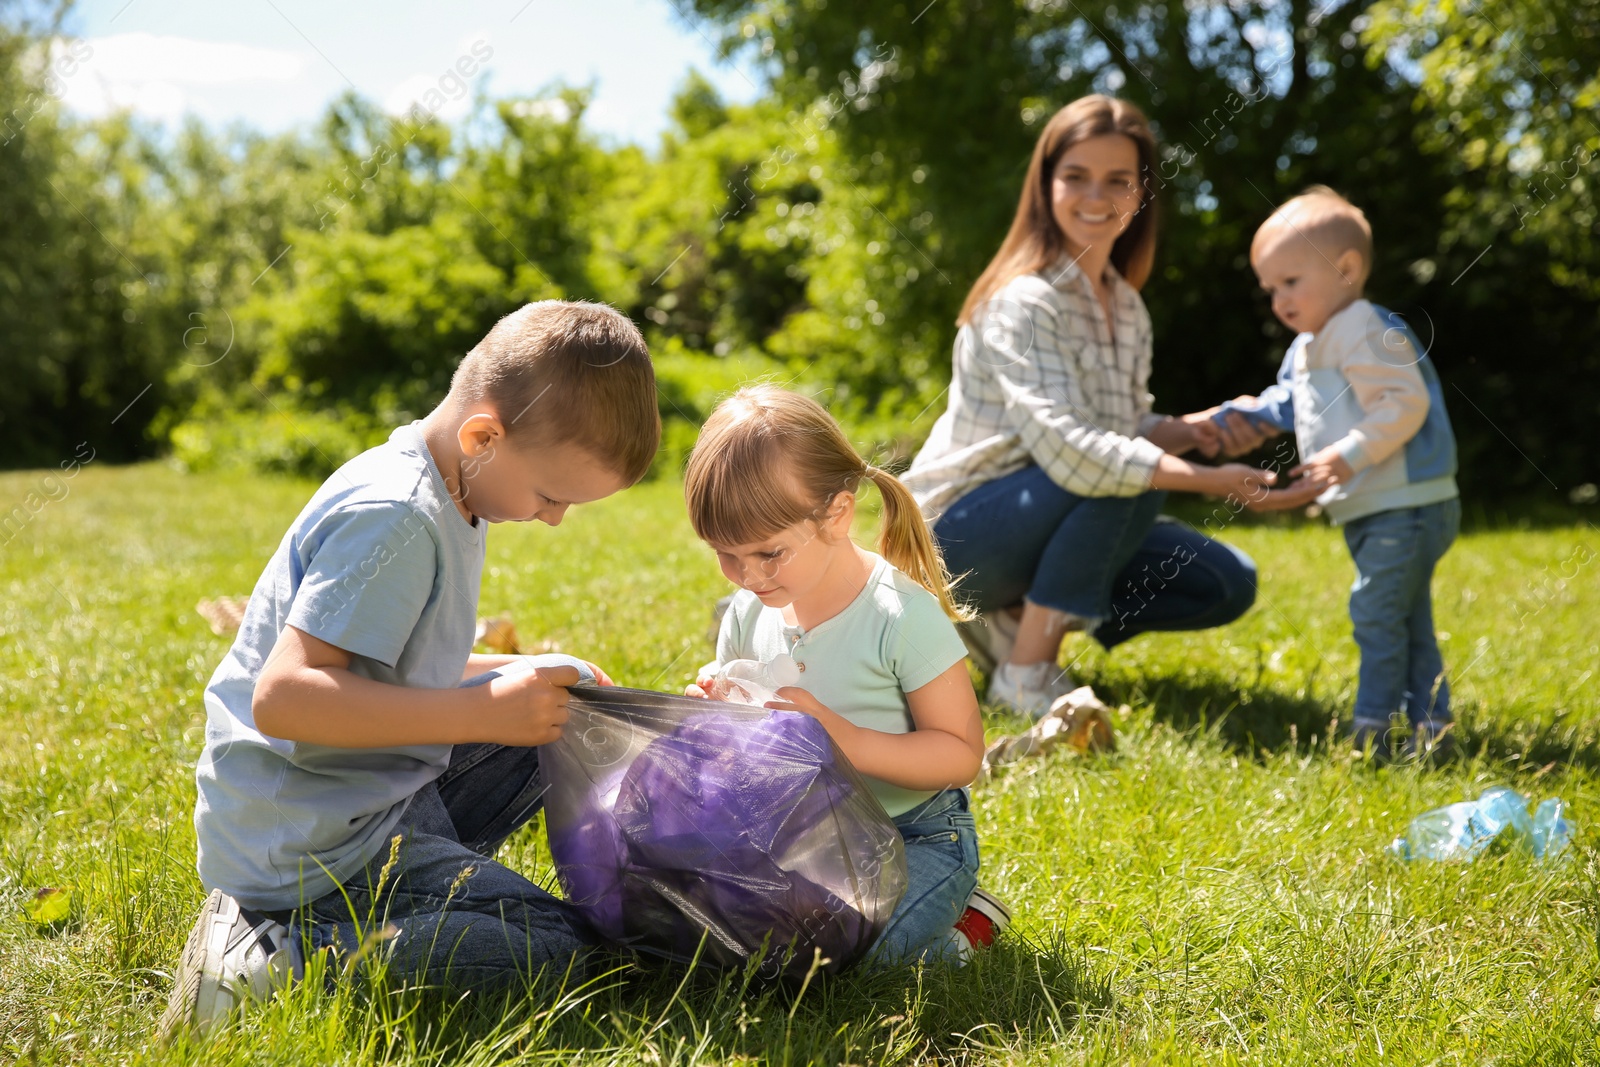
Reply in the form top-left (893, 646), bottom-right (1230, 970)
top-left (683, 385), bottom-right (1008, 965)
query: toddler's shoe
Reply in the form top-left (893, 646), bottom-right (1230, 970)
top-left (158, 889), bottom-right (299, 1040)
top-left (1347, 717), bottom-right (1396, 764)
top-left (1407, 719), bottom-right (1455, 763)
top-left (953, 886), bottom-right (1012, 959)
top-left (986, 661), bottom-right (1077, 719)
top-left (956, 611), bottom-right (1019, 676)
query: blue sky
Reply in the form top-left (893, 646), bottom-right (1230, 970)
top-left (59, 0), bottom-right (765, 145)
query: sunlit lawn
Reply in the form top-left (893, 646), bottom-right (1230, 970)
top-left (2, 462), bottom-right (1597, 1064)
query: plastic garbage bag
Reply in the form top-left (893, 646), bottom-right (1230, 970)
top-left (1388, 786), bottom-right (1575, 862)
top-left (541, 684), bottom-right (908, 978)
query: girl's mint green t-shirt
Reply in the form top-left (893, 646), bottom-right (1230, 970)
top-left (715, 553), bottom-right (969, 817)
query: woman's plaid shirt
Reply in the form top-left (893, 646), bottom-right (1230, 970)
top-left (905, 256), bottom-right (1168, 523)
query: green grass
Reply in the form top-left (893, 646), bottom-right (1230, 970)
top-left (2, 462), bottom-right (1598, 1064)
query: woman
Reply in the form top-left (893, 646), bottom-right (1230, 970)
top-left (903, 95), bottom-right (1270, 717)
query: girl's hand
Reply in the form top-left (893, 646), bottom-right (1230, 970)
top-left (766, 686), bottom-right (833, 720)
top-left (766, 687), bottom-right (859, 750)
top-left (685, 664), bottom-right (719, 699)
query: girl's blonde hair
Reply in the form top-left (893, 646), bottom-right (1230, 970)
top-left (684, 386), bottom-right (968, 621)
top-left (958, 94), bottom-right (1160, 326)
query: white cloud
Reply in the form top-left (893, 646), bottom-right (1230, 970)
top-left (381, 73), bottom-right (472, 122)
top-left (52, 33), bottom-right (306, 123)
top-left (379, 33), bottom-right (494, 123)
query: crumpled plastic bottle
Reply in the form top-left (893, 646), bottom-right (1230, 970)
top-left (710, 654), bottom-right (801, 707)
top-left (1388, 786), bottom-right (1574, 862)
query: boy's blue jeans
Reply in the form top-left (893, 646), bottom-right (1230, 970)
top-left (1343, 499), bottom-right (1461, 729)
top-left (289, 741), bottom-right (597, 990)
top-left (866, 788), bottom-right (980, 966)
top-left (934, 465), bottom-right (1258, 648)
top-left (288, 657), bottom-right (598, 991)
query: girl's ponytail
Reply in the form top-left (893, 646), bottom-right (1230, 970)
top-left (865, 466), bottom-right (971, 622)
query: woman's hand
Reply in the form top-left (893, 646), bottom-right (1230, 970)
top-left (1204, 463), bottom-right (1279, 500)
top-left (1243, 475), bottom-right (1328, 512)
top-left (1213, 409), bottom-right (1275, 456)
top-left (1150, 455), bottom-right (1278, 500)
top-left (1144, 415), bottom-right (1215, 457)
top-left (1178, 403), bottom-right (1279, 458)
top-left (1291, 445), bottom-right (1354, 488)
top-left (1237, 445), bottom-right (1345, 512)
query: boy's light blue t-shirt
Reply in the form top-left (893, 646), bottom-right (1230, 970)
top-left (194, 422), bottom-right (485, 911)
top-left (715, 554), bottom-right (969, 817)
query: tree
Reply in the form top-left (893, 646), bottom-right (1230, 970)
top-left (1367, 0), bottom-right (1599, 286)
top-left (681, 0), bottom-right (1598, 493)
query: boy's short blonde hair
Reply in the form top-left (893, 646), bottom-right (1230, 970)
top-left (1251, 185), bottom-right (1374, 288)
top-left (450, 300), bottom-right (658, 484)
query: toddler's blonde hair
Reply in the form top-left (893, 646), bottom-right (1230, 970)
top-left (1251, 185), bottom-right (1374, 289)
top-left (684, 386), bottom-right (968, 621)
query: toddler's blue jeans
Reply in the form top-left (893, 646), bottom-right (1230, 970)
top-left (1343, 498), bottom-right (1461, 729)
top-left (865, 788), bottom-right (980, 966)
top-left (288, 656), bottom-right (598, 991)
top-left (934, 465), bottom-right (1257, 648)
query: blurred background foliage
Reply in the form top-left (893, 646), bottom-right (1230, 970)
top-left (1, 0), bottom-right (1595, 496)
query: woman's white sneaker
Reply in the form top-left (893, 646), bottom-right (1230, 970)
top-left (986, 661), bottom-right (1077, 719)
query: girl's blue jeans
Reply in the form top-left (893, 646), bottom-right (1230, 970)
top-left (1343, 498), bottom-right (1460, 728)
top-left (865, 788), bottom-right (980, 966)
top-left (934, 465), bottom-right (1258, 648)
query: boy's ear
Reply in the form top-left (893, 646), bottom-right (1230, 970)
top-left (456, 410), bottom-right (508, 457)
top-left (1335, 248), bottom-right (1365, 287)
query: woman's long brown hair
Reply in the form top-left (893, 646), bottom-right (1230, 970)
top-left (957, 95), bottom-right (1161, 325)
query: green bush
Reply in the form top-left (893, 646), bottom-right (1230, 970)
top-left (169, 406), bottom-right (386, 480)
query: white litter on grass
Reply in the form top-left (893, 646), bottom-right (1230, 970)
top-left (977, 685), bottom-right (1117, 785)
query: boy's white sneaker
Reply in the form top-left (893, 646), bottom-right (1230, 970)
top-left (986, 661), bottom-right (1077, 719)
top-left (158, 889), bottom-right (298, 1040)
top-left (956, 612), bottom-right (1020, 675)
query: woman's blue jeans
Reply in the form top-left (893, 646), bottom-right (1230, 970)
top-left (934, 465), bottom-right (1258, 649)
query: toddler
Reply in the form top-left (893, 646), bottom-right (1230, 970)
top-left (1228, 187), bottom-right (1461, 760)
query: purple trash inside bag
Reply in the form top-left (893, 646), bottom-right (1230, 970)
top-left (543, 687), bottom-right (906, 977)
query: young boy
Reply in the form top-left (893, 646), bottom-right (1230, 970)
top-left (159, 301), bottom-right (658, 1036)
top-left (1226, 187), bottom-right (1461, 760)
